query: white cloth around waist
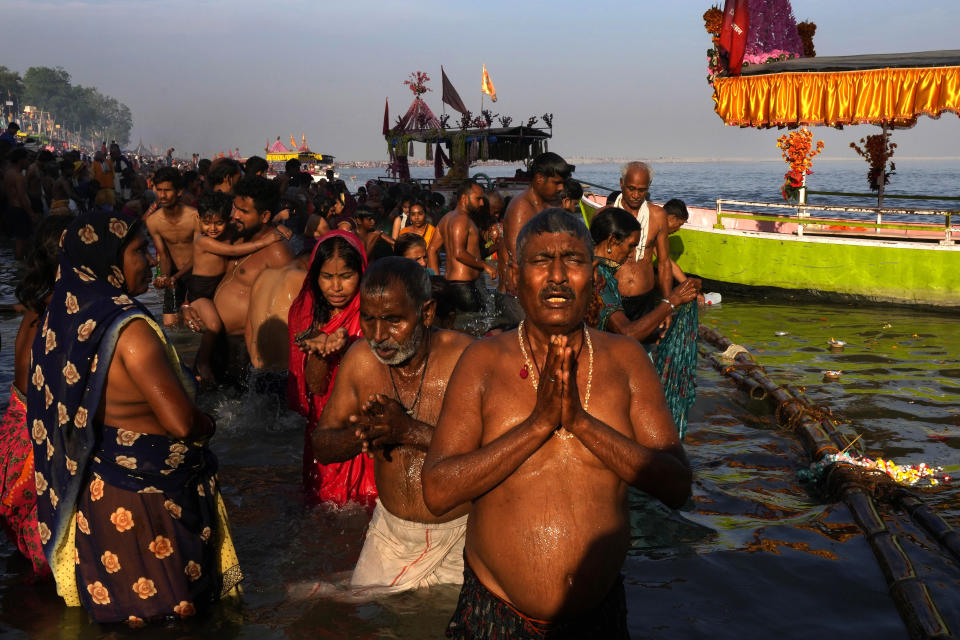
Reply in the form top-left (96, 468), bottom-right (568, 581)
top-left (350, 499), bottom-right (468, 594)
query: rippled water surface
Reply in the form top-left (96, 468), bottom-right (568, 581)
top-left (1, 161), bottom-right (958, 638)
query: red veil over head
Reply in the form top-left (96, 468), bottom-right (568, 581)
top-left (286, 230), bottom-right (377, 506)
top-left (287, 230), bottom-right (368, 420)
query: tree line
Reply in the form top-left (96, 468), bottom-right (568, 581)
top-left (0, 65), bottom-right (132, 146)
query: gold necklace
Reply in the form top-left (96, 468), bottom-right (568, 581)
top-left (517, 321), bottom-right (593, 439)
top-left (231, 253), bottom-right (253, 279)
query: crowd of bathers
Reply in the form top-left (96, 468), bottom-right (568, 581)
top-left (1, 137), bottom-right (698, 637)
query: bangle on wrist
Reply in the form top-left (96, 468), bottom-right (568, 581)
top-left (662, 298), bottom-right (675, 310)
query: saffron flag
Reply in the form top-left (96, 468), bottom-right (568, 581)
top-left (481, 64), bottom-right (497, 102)
top-left (719, 0), bottom-right (750, 76)
top-left (382, 97), bottom-right (390, 135)
top-left (290, 134), bottom-right (298, 150)
top-left (441, 66), bottom-right (469, 115)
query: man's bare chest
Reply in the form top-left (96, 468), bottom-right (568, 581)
top-left (155, 219), bottom-right (195, 243)
top-left (225, 251), bottom-right (275, 287)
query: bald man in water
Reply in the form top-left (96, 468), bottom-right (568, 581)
top-left (609, 161), bottom-right (675, 325)
top-left (423, 209), bottom-right (691, 638)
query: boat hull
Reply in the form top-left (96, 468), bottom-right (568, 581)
top-left (671, 225), bottom-right (960, 307)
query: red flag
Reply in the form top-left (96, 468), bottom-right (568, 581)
top-left (719, 0), bottom-right (749, 76)
top-left (441, 66), bottom-right (469, 115)
top-left (720, 0), bottom-right (750, 76)
top-left (382, 97), bottom-right (390, 135)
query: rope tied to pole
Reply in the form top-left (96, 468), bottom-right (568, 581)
top-left (774, 397), bottom-right (808, 430)
top-left (722, 362), bottom-right (765, 376)
top-left (713, 343), bottom-right (753, 362)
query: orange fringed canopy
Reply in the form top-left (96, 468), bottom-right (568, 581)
top-left (712, 50), bottom-right (960, 128)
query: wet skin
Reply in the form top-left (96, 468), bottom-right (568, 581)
top-left (300, 252), bottom-right (361, 388)
top-left (596, 230), bottom-right (698, 341)
top-left (430, 184), bottom-right (495, 282)
top-left (423, 230), bottom-right (691, 620)
top-left (315, 282), bottom-right (473, 524)
top-left (245, 259), bottom-right (308, 370)
top-left (145, 181), bottom-right (198, 290)
top-left (402, 245), bottom-right (428, 269)
top-left (500, 175), bottom-right (565, 291)
top-left (101, 231), bottom-right (214, 439)
top-left (613, 167), bottom-right (673, 299)
top-left (212, 196), bottom-right (294, 336)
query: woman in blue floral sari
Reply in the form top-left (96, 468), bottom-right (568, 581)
top-left (28, 210), bottom-right (241, 626)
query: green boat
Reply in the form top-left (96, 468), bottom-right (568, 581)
top-left (580, 196), bottom-right (960, 308)
top-left (579, 47), bottom-right (960, 308)
top-left (673, 201), bottom-right (959, 307)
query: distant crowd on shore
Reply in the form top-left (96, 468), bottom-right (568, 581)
top-left (1, 129), bottom-right (700, 638)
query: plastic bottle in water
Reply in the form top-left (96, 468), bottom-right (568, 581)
top-left (703, 292), bottom-right (722, 306)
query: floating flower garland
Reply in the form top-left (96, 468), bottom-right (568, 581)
top-left (800, 451), bottom-right (950, 488)
top-left (776, 128), bottom-right (824, 202)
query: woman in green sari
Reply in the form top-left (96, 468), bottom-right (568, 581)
top-left (586, 207), bottom-right (699, 438)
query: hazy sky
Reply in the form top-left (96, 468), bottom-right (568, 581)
top-left (4, 0), bottom-right (959, 161)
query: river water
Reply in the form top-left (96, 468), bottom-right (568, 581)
top-left (1, 160), bottom-right (958, 638)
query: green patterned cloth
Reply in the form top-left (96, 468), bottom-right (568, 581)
top-left (654, 301), bottom-right (698, 439)
top-left (586, 258), bottom-right (623, 332)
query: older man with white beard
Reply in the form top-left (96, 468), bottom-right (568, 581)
top-left (312, 257), bottom-right (474, 593)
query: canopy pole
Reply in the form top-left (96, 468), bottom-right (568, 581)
top-left (878, 123), bottom-right (887, 211)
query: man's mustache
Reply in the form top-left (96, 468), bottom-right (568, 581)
top-left (368, 337), bottom-right (401, 350)
top-left (538, 285), bottom-right (575, 301)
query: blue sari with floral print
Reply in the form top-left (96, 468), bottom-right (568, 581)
top-left (28, 211), bottom-right (241, 624)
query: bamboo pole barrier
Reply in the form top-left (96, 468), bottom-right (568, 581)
top-left (699, 325), bottom-right (955, 639)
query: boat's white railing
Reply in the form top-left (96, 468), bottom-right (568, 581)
top-left (715, 199), bottom-right (958, 245)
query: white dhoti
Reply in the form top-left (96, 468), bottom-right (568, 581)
top-left (350, 499), bottom-right (468, 594)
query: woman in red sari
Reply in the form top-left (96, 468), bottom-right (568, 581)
top-left (287, 231), bottom-right (377, 506)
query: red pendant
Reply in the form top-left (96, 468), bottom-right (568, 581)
top-left (520, 365), bottom-right (529, 379)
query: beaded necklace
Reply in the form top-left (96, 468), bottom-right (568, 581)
top-left (387, 331), bottom-right (431, 418)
